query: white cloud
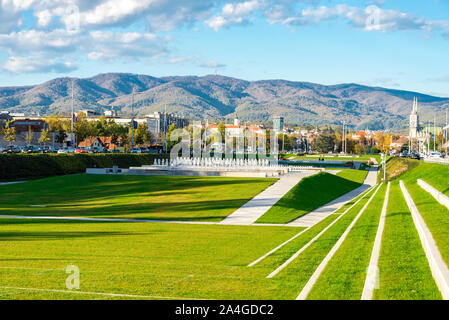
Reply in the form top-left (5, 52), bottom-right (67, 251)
top-left (86, 31), bottom-right (168, 62)
top-left (200, 61), bottom-right (226, 68)
top-left (281, 4), bottom-right (447, 34)
top-left (206, 0), bottom-right (261, 31)
top-left (2, 55), bottom-right (76, 73)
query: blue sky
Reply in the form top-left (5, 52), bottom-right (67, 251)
top-left (1, 0), bottom-right (449, 96)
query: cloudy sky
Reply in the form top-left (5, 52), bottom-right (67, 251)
top-left (0, 0), bottom-right (449, 96)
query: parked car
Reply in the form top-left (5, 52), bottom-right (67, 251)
top-left (110, 149), bottom-right (123, 153)
top-left (42, 146), bottom-right (57, 153)
top-left (22, 146), bottom-right (42, 154)
top-left (407, 152), bottom-right (421, 160)
top-left (75, 148), bottom-right (88, 154)
top-left (87, 146), bottom-right (104, 153)
top-left (131, 148), bottom-right (142, 154)
top-left (2, 145), bottom-right (22, 153)
top-left (139, 147), bottom-right (150, 153)
top-left (57, 147), bottom-right (75, 154)
top-left (427, 152), bottom-right (443, 159)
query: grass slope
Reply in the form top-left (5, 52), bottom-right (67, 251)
top-left (306, 184), bottom-right (387, 299)
top-left (271, 187), bottom-right (376, 295)
top-left (256, 169), bottom-right (367, 224)
top-left (398, 161), bottom-right (449, 267)
top-left (373, 182), bottom-right (441, 300)
top-left (0, 174), bottom-right (276, 222)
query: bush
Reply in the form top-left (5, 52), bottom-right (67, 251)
top-left (0, 153), bottom-right (168, 181)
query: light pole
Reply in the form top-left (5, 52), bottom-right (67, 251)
top-left (131, 89), bottom-right (135, 151)
top-left (71, 79), bottom-right (74, 147)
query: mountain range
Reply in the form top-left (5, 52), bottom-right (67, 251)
top-left (1, 73), bottom-right (448, 130)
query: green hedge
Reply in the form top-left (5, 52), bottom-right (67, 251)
top-left (0, 153), bottom-right (168, 181)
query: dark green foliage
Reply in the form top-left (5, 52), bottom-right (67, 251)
top-left (0, 153), bottom-right (167, 181)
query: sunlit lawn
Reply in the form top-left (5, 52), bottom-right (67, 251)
top-left (0, 174), bottom-right (276, 222)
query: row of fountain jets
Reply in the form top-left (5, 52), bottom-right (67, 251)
top-left (153, 157), bottom-right (287, 168)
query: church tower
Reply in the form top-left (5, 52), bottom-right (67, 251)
top-left (409, 97), bottom-right (419, 139)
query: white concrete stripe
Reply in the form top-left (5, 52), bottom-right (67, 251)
top-left (221, 171), bottom-right (318, 225)
top-left (248, 227), bottom-right (311, 267)
top-left (0, 181), bottom-right (27, 186)
top-left (417, 179), bottom-right (449, 211)
top-left (296, 183), bottom-right (383, 300)
top-left (0, 214), bottom-right (304, 228)
top-left (265, 185), bottom-right (377, 278)
top-left (400, 180), bottom-right (449, 300)
top-left (0, 286), bottom-right (205, 300)
top-left (361, 182), bottom-right (390, 300)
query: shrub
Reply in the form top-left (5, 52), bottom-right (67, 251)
top-left (0, 153), bottom-right (167, 181)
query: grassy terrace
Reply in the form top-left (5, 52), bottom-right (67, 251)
top-left (399, 161), bottom-right (449, 267)
top-left (0, 219), bottom-right (302, 300)
top-left (256, 169), bottom-right (367, 224)
top-left (373, 182), bottom-right (440, 300)
top-left (272, 186), bottom-right (376, 294)
top-left (307, 184), bottom-right (387, 299)
top-left (0, 174), bottom-right (276, 222)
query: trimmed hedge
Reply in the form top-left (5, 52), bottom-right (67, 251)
top-left (0, 153), bottom-right (168, 181)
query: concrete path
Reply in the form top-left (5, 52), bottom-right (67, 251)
top-left (0, 181), bottom-right (27, 186)
top-left (288, 168), bottom-right (378, 228)
top-left (417, 179), bottom-right (449, 211)
top-left (400, 181), bottom-right (449, 300)
top-left (361, 182), bottom-right (390, 300)
top-left (220, 171), bottom-right (319, 225)
top-left (296, 183), bottom-right (383, 300)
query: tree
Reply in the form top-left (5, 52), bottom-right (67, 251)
top-left (25, 126), bottom-right (34, 145)
top-left (39, 129), bottom-right (51, 146)
top-left (166, 123), bottom-right (177, 151)
top-left (315, 134), bottom-right (335, 153)
top-left (217, 121), bottom-right (226, 143)
top-left (55, 130), bottom-right (67, 144)
top-left (74, 112), bottom-right (98, 144)
top-left (3, 120), bottom-right (16, 145)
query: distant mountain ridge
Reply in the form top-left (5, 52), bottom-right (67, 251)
top-left (1, 73), bottom-right (448, 130)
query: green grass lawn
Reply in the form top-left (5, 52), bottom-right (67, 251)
top-left (271, 186), bottom-right (376, 295)
top-left (255, 169), bottom-right (367, 224)
top-left (0, 174), bottom-right (276, 222)
top-left (373, 182), bottom-right (441, 300)
top-left (306, 184), bottom-right (387, 299)
top-left (0, 218), bottom-right (306, 299)
top-left (396, 162), bottom-right (449, 267)
top-left (397, 160), bottom-right (449, 196)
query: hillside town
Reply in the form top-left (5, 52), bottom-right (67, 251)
top-left (0, 98), bottom-right (448, 158)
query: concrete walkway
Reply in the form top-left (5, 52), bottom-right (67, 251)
top-left (288, 167), bottom-right (378, 228)
top-left (220, 171), bottom-right (319, 225)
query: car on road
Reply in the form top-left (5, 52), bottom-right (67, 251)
top-left (109, 149), bottom-right (123, 153)
top-left (131, 148), bottom-right (142, 154)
